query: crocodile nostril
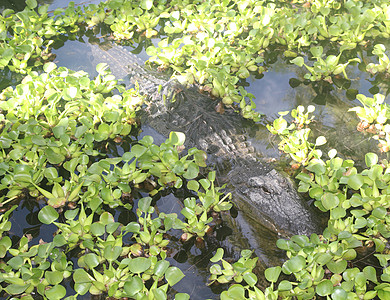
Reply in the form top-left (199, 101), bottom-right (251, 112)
top-left (207, 144), bottom-right (219, 154)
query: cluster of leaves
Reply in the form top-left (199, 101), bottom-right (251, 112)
top-left (349, 93), bottom-right (390, 153)
top-left (0, 0), bottom-right (86, 73)
top-left (100, 0), bottom-right (390, 119)
top-left (0, 62), bottom-right (141, 207)
top-left (263, 104), bottom-right (390, 299)
top-left (267, 105), bottom-right (326, 167)
top-left (366, 44), bottom-right (390, 76)
top-left (208, 248), bottom-right (264, 300)
top-left (172, 171), bottom-right (232, 240)
top-left (2, 0), bottom-right (390, 298)
top-left (0, 61), bottom-right (235, 299)
top-left (4, 0), bottom-right (390, 120)
top-left (290, 45), bottom-right (360, 83)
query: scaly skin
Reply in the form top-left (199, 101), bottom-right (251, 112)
top-left (89, 41), bottom-right (323, 236)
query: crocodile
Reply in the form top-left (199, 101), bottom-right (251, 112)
top-left (88, 41), bottom-right (324, 237)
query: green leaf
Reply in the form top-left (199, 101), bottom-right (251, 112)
top-left (183, 162), bottom-right (199, 179)
top-left (104, 245), bottom-right (122, 262)
top-left (347, 174), bottom-right (364, 190)
top-left (210, 248), bottom-right (224, 262)
top-left (73, 268), bottom-right (94, 283)
top-left (129, 257), bottom-right (152, 274)
top-left (131, 144), bottom-right (147, 157)
top-left (317, 253), bottom-right (332, 265)
top-left (169, 131), bottom-right (186, 145)
top-left (84, 253), bottom-right (100, 269)
top-left (291, 57), bottom-right (304, 67)
top-left (45, 148), bottom-right (65, 165)
top-left (226, 284), bottom-right (245, 298)
top-left (310, 46), bottom-right (323, 58)
top-left (363, 266), bottom-right (377, 283)
top-left (53, 235), bottom-right (67, 247)
top-left (46, 270), bottom-right (64, 285)
top-left (331, 287), bottom-right (347, 300)
top-left (243, 272), bottom-right (257, 287)
top-left (124, 276), bottom-right (144, 296)
top-left (264, 266), bottom-right (281, 283)
top-left (165, 266), bottom-right (185, 286)
top-left (321, 192), bottom-right (339, 210)
top-left (373, 207), bottom-right (387, 219)
top-left (43, 62), bottom-right (57, 73)
top-left (5, 283), bottom-right (30, 295)
top-left (31, 135), bottom-right (47, 146)
top-left (286, 255), bottom-right (306, 273)
top-left (38, 205), bottom-right (59, 224)
top-left (26, 0), bottom-right (37, 9)
top-left (96, 63), bottom-right (108, 74)
top-left (124, 222), bottom-right (140, 233)
top-left (187, 180), bottom-right (199, 192)
top-left (154, 260), bottom-right (170, 278)
top-left (326, 259), bottom-right (347, 274)
top-left (278, 280), bottom-right (292, 291)
top-left (316, 279), bottom-right (333, 296)
top-left (8, 256), bottom-right (24, 269)
top-left (315, 136), bottom-right (327, 146)
top-left (365, 153), bottom-right (378, 168)
top-left (138, 197), bottom-right (152, 212)
top-left (175, 293), bottom-right (190, 300)
top-left (141, 0), bottom-right (153, 10)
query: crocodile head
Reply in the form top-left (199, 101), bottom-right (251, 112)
top-left (228, 162), bottom-right (324, 237)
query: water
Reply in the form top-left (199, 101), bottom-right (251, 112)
top-left (0, 0), bottom-right (387, 299)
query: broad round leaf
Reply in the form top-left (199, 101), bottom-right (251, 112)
top-left (264, 266), bottom-right (281, 283)
top-left (45, 270), bottom-right (63, 285)
top-left (154, 260), bottom-right (170, 278)
top-left (124, 276), bottom-right (144, 296)
top-left (278, 280), bottom-right (292, 291)
top-left (152, 287), bottom-right (167, 300)
top-left (243, 272), bottom-right (257, 287)
top-left (326, 259), bottom-right (347, 274)
top-left (104, 245), bottom-right (122, 262)
top-left (45, 285), bottom-right (66, 300)
top-left (38, 206), bottom-right (59, 224)
top-left (226, 284), bottom-right (245, 298)
top-left (73, 268), bottom-right (93, 283)
top-left (169, 131), bottom-right (186, 145)
top-left (84, 253), bottom-right (100, 269)
top-left (365, 153), bottom-right (378, 168)
top-left (165, 266), bottom-right (185, 286)
top-left (175, 293), bottom-right (190, 300)
top-left (331, 287), bottom-right (348, 300)
top-left (129, 257), bottom-right (152, 274)
top-left (286, 255), bottom-right (306, 273)
top-left (138, 197), bottom-right (152, 212)
top-left (315, 136), bottom-right (327, 146)
top-left (321, 192), bottom-right (339, 210)
top-left (5, 283), bottom-right (29, 295)
top-left (26, 0), bottom-right (38, 9)
top-left (316, 279), bottom-right (333, 296)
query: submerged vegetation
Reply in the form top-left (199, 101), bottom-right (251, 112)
top-left (0, 0), bottom-right (390, 299)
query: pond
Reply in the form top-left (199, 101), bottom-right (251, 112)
top-left (1, 0), bottom-right (390, 299)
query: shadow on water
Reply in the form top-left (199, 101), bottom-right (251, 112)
top-left (1, 0), bottom-right (390, 299)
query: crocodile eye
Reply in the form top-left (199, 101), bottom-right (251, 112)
top-left (259, 185), bottom-right (271, 194)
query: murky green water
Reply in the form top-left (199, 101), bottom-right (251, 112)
top-left (1, 0), bottom-right (388, 299)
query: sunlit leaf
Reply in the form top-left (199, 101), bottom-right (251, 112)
top-left (38, 205), bottom-right (59, 224)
